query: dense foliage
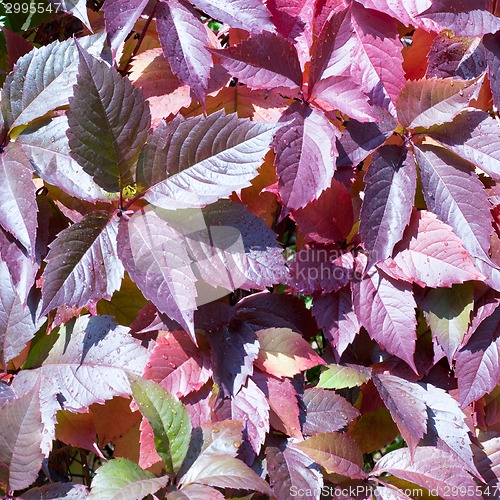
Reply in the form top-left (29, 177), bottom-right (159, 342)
top-left (1, 0), bottom-right (500, 498)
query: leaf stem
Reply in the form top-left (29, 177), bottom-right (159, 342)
top-left (125, 3), bottom-right (157, 70)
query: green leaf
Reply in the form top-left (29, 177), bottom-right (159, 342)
top-left (318, 363), bottom-right (371, 389)
top-left (130, 377), bottom-right (191, 477)
top-left (67, 43), bottom-right (151, 192)
top-left (89, 458), bottom-right (169, 500)
top-left (421, 283), bottom-right (473, 364)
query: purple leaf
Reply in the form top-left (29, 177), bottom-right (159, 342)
top-left (312, 287), bottom-right (360, 359)
top-left (178, 454), bottom-right (272, 495)
top-left (483, 32), bottom-right (500, 109)
top-left (301, 387), bottom-right (360, 436)
top-left (426, 33), bottom-right (487, 81)
top-left (428, 110), bottom-right (500, 179)
top-left (17, 116), bottom-right (110, 202)
top-left (253, 371), bottom-right (302, 439)
top-left (117, 207), bottom-right (198, 336)
top-left (336, 107), bottom-right (397, 167)
top-left (455, 303), bottom-right (500, 407)
top-left (273, 101), bottom-right (339, 210)
top-left (40, 211), bottom-right (124, 316)
top-left (418, 0), bottom-right (500, 37)
top-left (67, 43), bottom-right (151, 193)
top-left (190, 0), bottom-right (275, 34)
top-left (413, 144), bottom-right (493, 265)
top-left (156, 0), bottom-right (212, 107)
top-left (371, 447), bottom-right (476, 500)
top-left (213, 32), bottom-right (301, 93)
top-left (293, 432), bottom-right (366, 479)
top-left (377, 210), bottom-right (485, 288)
top-left (266, 436), bottom-right (323, 500)
top-left (102, 0), bottom-right (150, 59)
top-left (373, 485), bottom-right (412, 499)
top-left (1, 34), bottom-right (105, 131)
top-left (0, 259), bottom-right (38, 369)
top-left (141, 111), bottom-right (280, 209)
top-left (229, 379), bottom-right (269, 458)
top-left (397, 76), bottom-right (482, 129)
top-left (20, 483), bottom-right (89, 499)
top-left (474, 431), bottom-right (500, 495)
top-left (199, 201), bottom-right (289, 289)
top-left (143, 332), bottom-right (211, 398)
top-left (359, 144), bottom-right (416, 269)
top-left (0, 144), bottom-right (37, 256)
top-left (0, 383), bottom-right (46, 491)
top-left (352, 259), bottom-right (417, 373)
top-left (289, 248), bottom-right (357, 295)
top-left (372, 373), bottom-right (427, 457)
top-left (12, 315), bottom-right (149, 412)
top-left (311, 76), bottom-right (376, 122)
top-left (207, 320), bottom-right (259, 396)
top-left (0, 381), bottom-right (15, 408)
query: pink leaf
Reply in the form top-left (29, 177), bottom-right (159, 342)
top-left (378, 210), bottom-right (485, 288)
top-left (156, 0), bottom-right (213, 107)
top-left (273, 102), bottom-right (339, 210)
top-left (352, 260), bottom-right (417, 373)
top-left (397, 76), bottom-right (482, 129)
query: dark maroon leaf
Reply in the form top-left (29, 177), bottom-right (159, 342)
top-left (67, 43), bottom-right (151, 193)
top-left (455, 303), bottom-right (500, 408)
top-left (140, 112), bottom-right (280, 209)
top-left (190, 0), bottom-right (275, 34)
top-left (483, 32), bottom-right (500, 109)
top-left (213, 32), bottom-right (302, 93)
top-left (293, 432), bottom-right (366, 479)
top-left (143, 332), bottom-right (211, 398)
top-left (20, 483), bottom-right (89, 499)
top-left (1, 34), bottom-right (105, 131)
top-left (266, 436), bottom-right (323, 500)
top-left (312, 287), bottom-right (360, 359)
top-left (428, 110), bottom-right (500, 179)
top-left (418, 0), bottom-right (500, 37)
top-left (377, 210), bottom-right (485, 288)
top-left (0, 258), bottom-right (38, 369)
top-left (289, 248), bottom-right (356, 295)
top-left (352, 259), bottom-right (417, 373)
top-left (426, 32), bottom-right (487, 80)
top-left (1, 27), bottom-right (33, 70)
top-left (359, 144), bottom-right (416, 269)
top-left (293, 178), bottom-right (353, 245)
top-left (301, 387), bottom-right (360, 436)
top-left (273, 101), bottom-right (339, 210)
top-left (102, 0), bottom-right (150, 58)
top-left (371, 447), bottom-right (476, 500)
top-left (397, 76), bottom-right (482, 129)
top-left (413, 144), bottom-right (493, 265)
top-left (40, 211), bottom-right (124, 316)
top-left (17, 116), bottom-right (110, 202)
top-left (336, 107), bottom-right (397, 167)
top-left (117, 207), bottom-right (198, 336)
top-left (156, 0), bottom-right (212, 107)
top-left (0, 144), bottom-right (37, 255)
top-left (207, 320), bottom-right (258, 396)
top-left (0, 383), bottom-right (45, 491)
